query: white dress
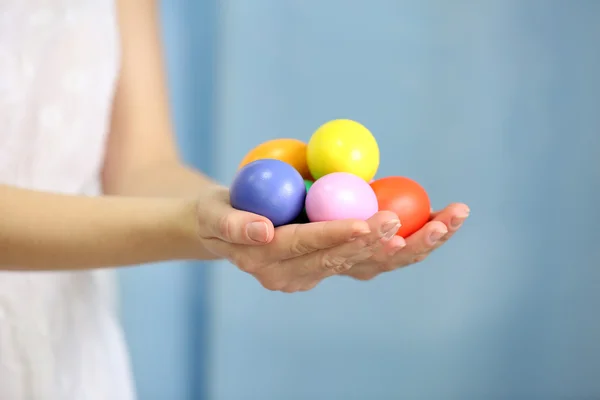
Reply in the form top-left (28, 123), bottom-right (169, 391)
top-left (0, 1), bottom-right (136, 399)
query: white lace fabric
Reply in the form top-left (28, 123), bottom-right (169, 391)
top-left (0, 1), bottom-right (135, 399)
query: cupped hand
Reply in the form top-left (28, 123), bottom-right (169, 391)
top-left (194, 187), bottom-right (401, 292)
top-left (341, 203), bottom-right (470, 281)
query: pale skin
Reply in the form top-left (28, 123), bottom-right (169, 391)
top-left (0, 0), bottom-right (469, 292)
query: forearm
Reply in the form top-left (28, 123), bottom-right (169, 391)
top-left (102, 161), bottom-right (230, 261)
top-left (0, 185), bottom-right (200, 271)
top-left (103, 161), bottom-right (222, 198)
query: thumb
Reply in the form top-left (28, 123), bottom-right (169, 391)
top-left (201, 204), bottom-right (275, 245)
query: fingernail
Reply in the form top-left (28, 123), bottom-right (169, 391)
top-left (380, 219), bottom-right (400, 240)
top-left (429, 229), bottom-right (447, 244)
top-left (451, 209), bottom-right (470, 229)
top-left (246, 222), bottom-right (269, 243)
top-left (450, 217), bottom-right (465, 229)
top-left (351, 227), bottom-right (371, 238)
top-left (389, 243), bottom-right (406, 256)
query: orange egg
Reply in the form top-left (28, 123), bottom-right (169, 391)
top-left (238, 138), bottom-right (313, 180)
top-left (370, 176), bottom-right (431, 238)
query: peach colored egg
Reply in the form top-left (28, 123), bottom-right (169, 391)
top-left (238, 138), bottom-right (312, 180)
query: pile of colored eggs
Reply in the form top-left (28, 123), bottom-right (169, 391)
top-left (229, 119), bottom-right (431, 238)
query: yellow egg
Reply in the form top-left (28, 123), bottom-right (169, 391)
top-left (306, 119), bottom-right (379, 181)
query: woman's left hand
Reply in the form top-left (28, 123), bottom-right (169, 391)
top-left (341, 203), bottom-right (470, 281)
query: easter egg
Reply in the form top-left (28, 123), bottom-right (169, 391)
top-left (238, 138), bottom-right (312, 180)
top-left (305, 172), bottom-right (378, 222)
top-left (304, 179), bottom-right (313, 192)
top-left (306, 119), bottom-right (379, 182)
top-left (230, 159), bottom-right (306, 226)
top-left (291, 179), bottom-right (315, 224)
top-left (370, 176), bottom-right (431, 238)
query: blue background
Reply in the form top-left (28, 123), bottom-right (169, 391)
top-left (120, 1), bottom-right (600, 399)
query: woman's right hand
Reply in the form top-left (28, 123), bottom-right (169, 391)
top-left (194, 186), bottom-right (401, 292)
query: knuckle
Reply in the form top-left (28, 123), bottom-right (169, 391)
top-left (289, 224), bottom-right (316, 255)
top-left (352, 272), bottom-right (378, 281)
top-left (218, 214), bottom-right (234, 240)
top-left (355, 235), bottom-right (377, 248)
top-left (233, 254), bottom-right (260, 273)
top-left (359, 274), bottom-right (377, 281)
top-left (379, 261), bottom-right (397, 272)
top-left (436, 233), bottom-right (450, 244)
top-left (300, 282), bottom-right (318, 291)
top-left (290, 240), bottom-right (314, 256)
top-left (237, 260), bottom-right (256, 273)
top-left (321, 255), bottom-right (349, 273)
top-left (315, 221), bottom-right (329, 243)
top-left (260, 279), bottom-right (286, 292)
top-left (334, 261), bottom-right (354, 273)
top-left (230, 251), bottom-right (245, 267)
top-left (320, 255), bottom-right (339, 271)
top-left (412, 254), bottom-right (428, 264)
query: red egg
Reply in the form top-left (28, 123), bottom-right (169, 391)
top-left (370, 176), bottom-right (431, 238)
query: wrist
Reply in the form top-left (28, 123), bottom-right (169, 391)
top-left (166, 194), bottom-right (229, 261)
top-left (159, 181), bottom-right (231, 261)
top-left (161, 197), bottom-right (205, 260)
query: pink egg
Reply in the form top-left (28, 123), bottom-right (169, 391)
top-left (305, 172), bottom-right (378, 222)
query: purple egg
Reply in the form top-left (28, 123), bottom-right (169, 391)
top-left (305, 172), bottom-right (378, 222)
top-left (230, 159), bottom-right (306, 226)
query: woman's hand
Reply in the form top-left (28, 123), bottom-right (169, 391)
top-left (194, 186), bottom-right (468, 291)
top-left (194, 186), bottom-right (402, 292)
top-left (341, 203), bottom-right (470, 281)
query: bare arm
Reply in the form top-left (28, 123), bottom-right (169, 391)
top-left (0, 186), bottom-right (200, 270)
top-left (0, 0), bottom-right (222, 271)
top-left (101, 0), bottom-right (216, 199)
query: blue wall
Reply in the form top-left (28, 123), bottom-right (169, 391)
top-left (121, 1), bottom-right (600, 399)
top-left (119, 1), bottom-right (216, 399)
top-left (208, 1), bottom-right (600, 399)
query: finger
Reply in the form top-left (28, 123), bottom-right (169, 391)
top-left (354, 220), bottom-right (445, 275)
top-left (429, 203), bottom-right (470, 248)
top-left (430, 203), bottom-right (470, 225)
top-left (368, 203), bottom-right (469, 271)
top-left (389, 203), bottom-right (468, 256)
top-left (344, 234), bottom-right (408, 279)
top-left (320, 210), bottom-right (402, 271)
top-left (271, 218), bottom-right (372, 259)
top-left (208, 217), bottom-right (372, 268)
top-left (198, 203), bottom-right (275, 245)
top-left (377, 235), bottom-right (407, 259)
top-left (247, 221), bottom-right (387, 292)
top-left (277, 211), bottom-right (401, 279)
top-left (402, 220), bottom-right (448, 256)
